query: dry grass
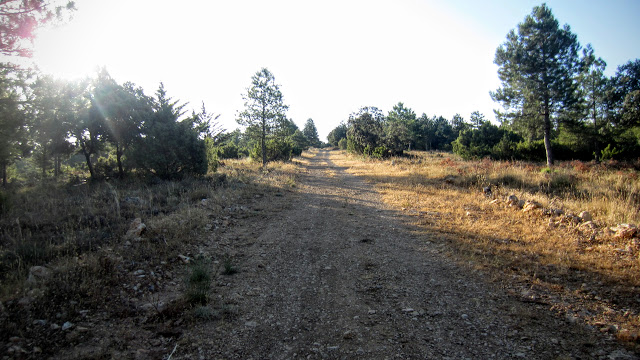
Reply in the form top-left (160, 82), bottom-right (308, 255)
top-left (332, 150), bottom-right (640, 349)
top-left (0, 158), bottom-right (301, 357)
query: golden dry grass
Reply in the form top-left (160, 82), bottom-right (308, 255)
top-left (331, 150), bottom-right (640, 348)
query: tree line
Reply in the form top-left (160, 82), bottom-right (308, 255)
top-left (329, 4), bottom-right (639, 164)
top-left (0, 68), bottom-right (218, 184)
top-left (0, 2), bottom-right (324, 185)
top-left (0, 65), bottom-right (323, 186)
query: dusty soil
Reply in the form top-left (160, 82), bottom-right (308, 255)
top-left (171, 150), bottom-right (636, 359)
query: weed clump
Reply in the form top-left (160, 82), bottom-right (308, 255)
top-left (221, 255), bottom-right (238, 276)
top-left (185, 256), bottom-right (212, 306)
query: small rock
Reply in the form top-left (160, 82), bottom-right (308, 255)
top-left (608, 349), bottom-right (637, 360)
top-left (124, 218), bottom-right (147, 242)
top-left (611, 224), bottom-right (638, 240)
top-left (27, 266), bottom-right (51, 285)
top-left (343, 330), bottom-right (354, 339)
top-left (7, 345), bottom-right (26, 355)
top-left (245, 321), bottom-right (258, 327)
top-left (18, 296), bottom-right (34, 306)
top-left (523, 200), bottom-right (542, 213)
top-left (9, 336), bottom-right (21, 343)
top-left (580, 221), bottom-right (597, 229)
top-left (178, 254), bottom-right (192, 264)
top-left (124, 197), bottom-right (142, 204)
top-left (368, 310), bottom-right (376, 315)
top-left (356, 348), bottom-right (365, 355)
top-left (50, 323), bottom-right (60, 330)
top-left (135, 348), bottom-right (151, 360)
top-left (579, 211), bottom-right (592, 222)
top-left (132, 269), bottom-right (145, 276)
top-left (401, 308), bottom-right (414, 313)
top-left (62, 321), bottom-right (74, 331)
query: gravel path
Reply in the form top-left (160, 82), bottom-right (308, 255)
top-left (185, 149), bottom-right (635, 359)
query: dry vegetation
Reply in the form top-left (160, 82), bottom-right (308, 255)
top-left (0, 158), bottom-right (301, 358)
top-left (334, 150), bottom-right (640, 350)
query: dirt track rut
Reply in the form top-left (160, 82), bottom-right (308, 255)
top-left (185, 150), bottom-right (634, 359)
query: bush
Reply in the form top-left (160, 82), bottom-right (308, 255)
top-left (515, 140), bottom-right (547, 162)
top-left (371, 146), bottom-right (390, 159)
top-left (95, 155), bottom-right (118, 179)
top-left (338, 138), bottom-right (347, 150)
top-left (250, 138), bottom-right (293, 163)
top-left (600, 144), bottom-right (621, 161)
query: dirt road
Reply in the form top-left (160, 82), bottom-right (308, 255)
top-left (185, 150), bottom-right (634, 359)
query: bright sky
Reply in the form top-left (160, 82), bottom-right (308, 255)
top-left (30, 0), bottom-right (640, 141)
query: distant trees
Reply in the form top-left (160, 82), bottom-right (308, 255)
top-left (327, 123), bottom-right (347, 147)
top-left (491, 4), bottom-right (582, 166)
top-left (608, 60), bottom-right (640, 128)
top-left (578, 44), bottom-right (608, 161)
top-left (91, 71), bottom-right (151, 178)
top-left (303, 118), bottom-right (321, 148)
top-left (384, 103), bottom-right (414, 154)
top-left (237, 68), bottom-right (289, 166)
top-left (331, 103), bottom-right (466, 158)
top-left (346, 106), bottom-right (386, 157)
top-left (0, 66), bottom-right (218, 185)
top-left (0, 65), bottom-right (29, 185)
top-left (130, 83), bottom-right (208, 180)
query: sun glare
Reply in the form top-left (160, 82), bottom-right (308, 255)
top-left (32, 26), bottom-right (102, 80)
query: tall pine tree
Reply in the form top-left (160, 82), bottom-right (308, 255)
top-left (303, 118), bottom-right (320, 148)
top-left (491, 4), bottom-right (581, 166)
top-left (237, 68), bottom-right (288, 166)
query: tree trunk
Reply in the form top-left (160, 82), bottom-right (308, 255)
top-left (41, 148), bottom-right (47, 179)
top-left (116, 144), bottom-right (124, 178)
top-left (261, 125), bottom-right (267, 167)
top-left (543, 110), bottom-right (554, 167)
top-left (54, 155), bottom-right (60, 178)
top-left (80, 141), bottom-right (96, 179)
top-left (592, 94), bottom-right (599, 162)
top-left (261, 108), bottom-right (267, 167)
top-left (1, 162), bottom-right (7, 187)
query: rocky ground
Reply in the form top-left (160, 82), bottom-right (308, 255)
top-left (4, 149), bottom-right (638, 359)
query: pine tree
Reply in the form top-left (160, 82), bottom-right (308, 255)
top-left (578, 44), bottom-right (608, 161)
top-left (237, 68), bottom-right (288, 166)
top-left (130, 83), bottom-right (207, 179)
top-left (302, 118), bottom-right (320, 148)
top-left (491, 4), bottom-right (581, 166)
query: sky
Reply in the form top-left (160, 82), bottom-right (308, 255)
top-left (27, 0), bottom-right (640, 141)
